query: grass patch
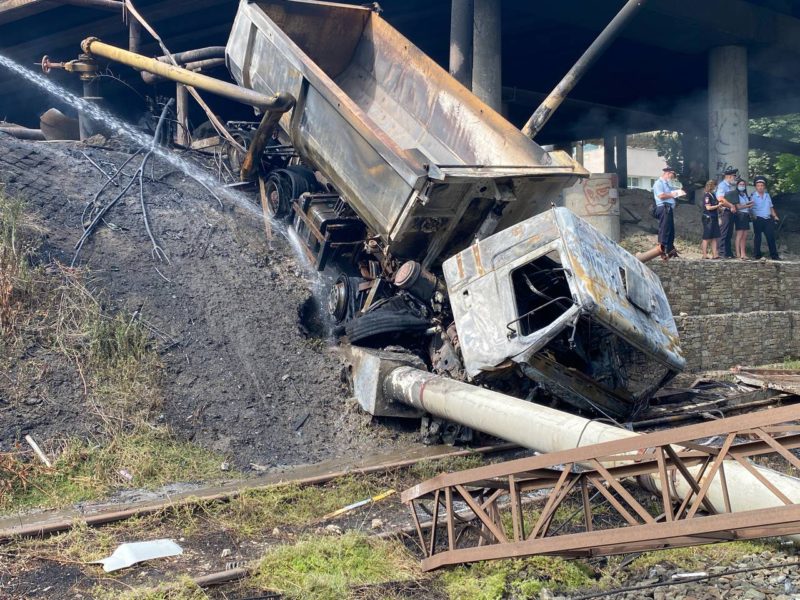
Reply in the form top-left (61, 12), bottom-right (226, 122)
top-left (440, 557), bottom-right (595, 600)
top-left (92, 577), bottom-right (207, 600)
top-left (782, 358), bottom-right (800, 369)
top-left (197, 475), bottom-right (388, 537)
top-left (0, 192), bottom-right (37, 336)
top-left (408, 454), bottom-right (485, 481)
top-left (1, 429), bottom-right (227, 513)
top-left (249, 532), bottom-right (418, 600)
top-left (0, 191), bottom-right (234, 514)
top-left (620, 540), bottom-right (773, 574)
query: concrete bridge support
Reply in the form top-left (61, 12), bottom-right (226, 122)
top-left (709, 45), bottom-right (749, 180)
top-left (449, 0), bottom-right (474, 89)
top-left (472, 0), bottom-right (502, 112)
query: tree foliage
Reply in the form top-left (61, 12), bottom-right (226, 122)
top-left (749, 114), bottom-right (800, 193)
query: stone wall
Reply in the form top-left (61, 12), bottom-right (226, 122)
top-left (650, 261), bottom-right (800, 372)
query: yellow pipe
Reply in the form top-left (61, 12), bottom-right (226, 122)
top-left (81, 37), bottom-right (294, 112)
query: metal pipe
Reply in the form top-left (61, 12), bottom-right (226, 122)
top-left (81, 37), bottom-right (292, 111)
top-left (52, 0), bottom-right (122, 10)
top-left (141, 58), bottom-right (226, 85)
top-left (521, 0), bottom-right (646, 139)
top-left (128, 18), bottom-right (142, 54)
top-left (0, 126), bottom-right (46, 141)
top-left (175, 84), bottom-right (189, 147)
top-left (239, 108), bottom-right (291, 181)
top-left (79, 77), bottom-right (100, 141)
top-left (384, 366), bottom-right (800, 519)
top-left (154, 47), bottom-right (226, 65)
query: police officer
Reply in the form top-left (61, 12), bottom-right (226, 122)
top-left (638, 166), bottom-right (682, 262)
top-left (716, 167), bottom-right (738, 259)
top-left (751, 175), bottom-right (781, 260)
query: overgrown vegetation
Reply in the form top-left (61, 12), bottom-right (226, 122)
top-left (249, 532), bottom-right (418, 600)
top-left (0, 191), bottom-right (35, 335)
top-left (190, 475), bottom-right (389, 537)
top-left (750, 114), bottom-right (800, 194)
top-left (441, 556), bottom-right (595, 599)
top-left (0, 190), bottom-right (228, 513)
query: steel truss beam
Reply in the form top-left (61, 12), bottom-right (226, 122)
top-left (402, 404), bottom-right (800, 570)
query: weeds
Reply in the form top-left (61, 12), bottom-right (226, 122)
top-left (408, 455), bottom-right (485, 481)
top-left (197, 475), bottom-right (387, 537)
top-left (249, 532), bottom-right (418, 600)
top-left (0, 192), bottom-right (35, 334)
top-left (440, 556), bottom-right (594, 600)
top-left (0, 430), bottom-right (226, 513)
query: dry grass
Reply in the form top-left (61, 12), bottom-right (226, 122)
top-left (0, 192), bottom-right (37, 335)
top-left (0, 191), bottom-right (230, 514)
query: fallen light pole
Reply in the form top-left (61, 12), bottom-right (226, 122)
top-left (384, 365), bottom-right (800, 555)
top-left (521, 0), bottom-right (646, 139)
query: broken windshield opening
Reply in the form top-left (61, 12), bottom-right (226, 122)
top-left (511, 250), bottom-right (574, 337)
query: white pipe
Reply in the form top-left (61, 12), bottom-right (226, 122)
top-left (385, 366), bottom-right (800, 518)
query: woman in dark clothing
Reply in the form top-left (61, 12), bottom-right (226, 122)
top-left (701, 179), bottom-right (722, 259)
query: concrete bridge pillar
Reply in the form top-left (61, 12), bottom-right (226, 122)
top-left (472, 0), bottom-right (502, 112)
top-left (708, 46), bottom-right (749, 180)
top-left (449, 0), bottom-right (474, 89)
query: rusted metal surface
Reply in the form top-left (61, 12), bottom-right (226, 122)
top-left (403, 404), bottom-right (800, 570)
top-left (240, 105), bottom-right (295, 181)
top-left (225, 0), bottom-right (588, 265)
top-left (734, 368), bottom-right (800, 396)
top-left (0, 126), bottom-right (45, 140)
top-left (442, 207), bottom-right (683, 416)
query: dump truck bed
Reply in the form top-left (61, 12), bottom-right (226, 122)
top-left (226, 0), bottom-right (587, 265)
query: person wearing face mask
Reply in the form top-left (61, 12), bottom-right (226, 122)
top-left (715, 167), bottom-right (739, 259)
top-left (638, 166), bottom-right (683, 262)
top-left (725, 178), bottom-right (754, 260)
top-left (750, 175), bottom-right (781, 261)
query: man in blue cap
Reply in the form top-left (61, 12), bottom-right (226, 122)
top-left (750, 175), bottom-right (781, 260)
top-left (716, 167), bottom-right (739, 259)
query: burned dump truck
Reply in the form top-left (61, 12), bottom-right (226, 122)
top-left (82, 0), bottom-right (685, 429)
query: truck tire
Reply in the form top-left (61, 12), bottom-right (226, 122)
top-left (345, 303), bottom-right (430, 345)
top-left (264, 166), bottom-right (320, 219)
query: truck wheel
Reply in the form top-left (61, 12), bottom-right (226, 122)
top-left (345, 304), bottom-right (430, 345)
top-left (264, 171), bottom-right (292, 218)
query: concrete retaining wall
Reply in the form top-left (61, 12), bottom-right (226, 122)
top-left (650, 261), bottom-right (800, 371)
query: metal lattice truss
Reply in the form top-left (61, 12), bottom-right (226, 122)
top-left (402, 404), bottom-right (800, 570)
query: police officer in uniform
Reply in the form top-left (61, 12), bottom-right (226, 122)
top-left (638, 166), bottom-right (682, 262)
top-left (715, 167), bottom-right (738, 259)
top-left (751, 175), bottom-right (781, 260)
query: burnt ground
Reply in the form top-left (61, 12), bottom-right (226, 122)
top-left (0, 134), bottom-right (414, 469)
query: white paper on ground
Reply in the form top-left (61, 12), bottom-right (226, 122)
top-left (94, 539), bottom-right (183, 572)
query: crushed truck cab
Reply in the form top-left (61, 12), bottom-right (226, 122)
top-left (445, 208), bottom-right (684, 418)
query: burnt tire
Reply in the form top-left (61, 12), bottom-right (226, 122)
top-left (345, 307), bottom-right (430, 345)
top-left (264, 171), bottom-right (292, 218)
top-left (264, 166), bottom-right (320, 219)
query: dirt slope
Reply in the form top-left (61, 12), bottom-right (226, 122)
top-left (0, 135), bottom-right (409, 469)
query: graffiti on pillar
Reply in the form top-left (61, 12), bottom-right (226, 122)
top-left (710, 112), bottom-right (744, 177)
top-left (580, 176), bottom-right (619, 216)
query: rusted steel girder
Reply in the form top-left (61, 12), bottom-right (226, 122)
top-left (403, 404), bottom-right (800, 570)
